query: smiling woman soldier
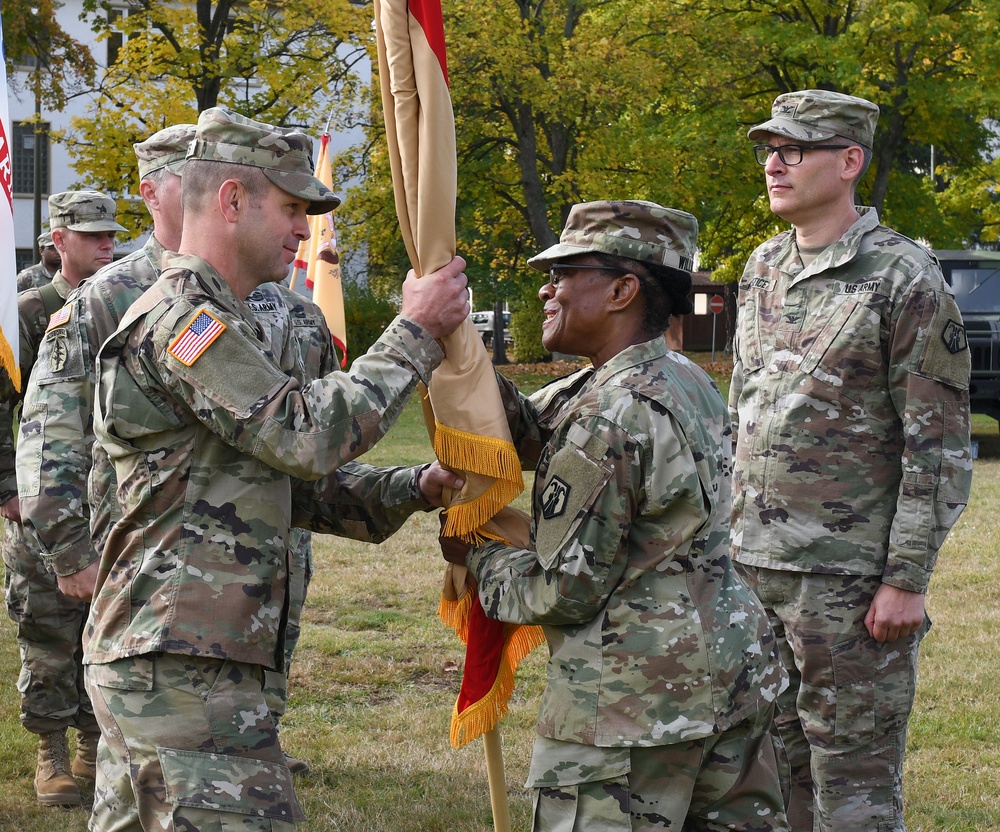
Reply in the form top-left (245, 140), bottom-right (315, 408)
top-left (440, 200), bottom-right (789, 832)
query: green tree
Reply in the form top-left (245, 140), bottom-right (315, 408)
top-left (345, 0), bottom-right (1000, 360)
top-left (68, 0), bottom-right (369, 238)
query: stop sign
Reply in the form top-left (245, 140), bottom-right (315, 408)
top-left (709, 294), bottom-right (725, 314)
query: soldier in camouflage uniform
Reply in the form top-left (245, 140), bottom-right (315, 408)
top-left (18, 125), bottom-right (197, 608)
top-left (16, 230), bottom-right (61, 292)
top-left (731, 90), bottom-right (974, 832)
top-left (1, 190), bottom-right (126, 807)
top-left (441, 201), bottom-right (789, 832)
top-left (85, 107), bottom-right (469, 832)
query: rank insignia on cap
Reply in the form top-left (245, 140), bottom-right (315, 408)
top-left (942, 319), bottom-right (968, 355)
top-left (169, 310), bottom-right (226, 366)
top-left (45, 304), bottom-right (72, 332)
top-left (541, 475), bottom-right (571, 520)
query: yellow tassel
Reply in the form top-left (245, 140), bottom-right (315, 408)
top-left (0, 337), bottom-right (20, 393)
top-left (437, 590), bottom-right (475, 642)
top-left (433, 422), bottom-right (525, 481)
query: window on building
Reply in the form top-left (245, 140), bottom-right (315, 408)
top-left (108, 8), bottom-right (128, 65)
top-left (16, 248), bottom-right (36, 273)
top-left (12, 121), bottom-right (50, 196)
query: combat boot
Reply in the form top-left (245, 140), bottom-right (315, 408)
top-left (34, 730), bottom-right (83, 807)
top-left (71, 730), bottom-right (100, 779)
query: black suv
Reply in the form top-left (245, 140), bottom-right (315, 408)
top-left (936, 249), bottom-right (1000, 423)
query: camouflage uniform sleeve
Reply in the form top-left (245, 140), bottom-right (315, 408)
top-left (16, 294), bottom-right (102, 576)
top-left (144, 310), bottom-right (443, 481)
top-left (494, 367), bottom-right (593, 467)
top-left (884, 270), bottom-right (973, 592)
top-left (2, 291), bottom-right (49, 504)
top-left (0, 367), bottom-right (17, 504)
top-left (290, 462), bottom-right (430, 542)
top-left (468, 408), bottom-right (660, 625)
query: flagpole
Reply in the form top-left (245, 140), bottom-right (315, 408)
top-left (483, 728), bottom-right (510, 832)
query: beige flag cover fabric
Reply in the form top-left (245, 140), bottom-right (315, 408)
top-left (373, 0), bottom-right (525, 540)
top-left (0, 19), bottom-right (21, 391)
top-left (291, 133), bottom-right (348, 367)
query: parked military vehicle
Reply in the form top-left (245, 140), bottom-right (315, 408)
top-left (936, 249), bottom-right (1000, 424)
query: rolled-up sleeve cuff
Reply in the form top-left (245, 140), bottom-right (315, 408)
top-left (41, 539), bottom-right (101, 578)
top-left (374, 316), bottom-right (445, 385)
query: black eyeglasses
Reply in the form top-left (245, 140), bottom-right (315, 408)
top-left (547, 263), bottom-right (626, 288)
top-left (753, 144), bottom-right (852, 166)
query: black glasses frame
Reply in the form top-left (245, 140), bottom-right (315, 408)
top-left (547, 262), bottom-right (627, 287)
top-left (753, 143), bottom-right (852, 166)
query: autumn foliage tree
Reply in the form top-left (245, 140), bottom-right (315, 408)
top-left (68, 0), bottom-right (369, 236)
top-left (1, 0), bottom-right (96, 110)
top-left (341, 0), bottom-right (999, 360)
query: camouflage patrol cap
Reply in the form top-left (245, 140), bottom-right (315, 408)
top-left (48, 190), bottom-right (127, 233)
top-left (527, 200), bottom-right (698, 274)
top-left (134, 123), bottom-right (197, 180)
top-left (748, 89), bottom-right (879, 149)
top-left (187, 107), bottom-right (341, 215)
top-left (37, 231), bottom-right (53, 248)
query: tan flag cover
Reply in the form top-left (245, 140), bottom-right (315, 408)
top-left (373, 0), bottom-right (543, 748)
top-left (0, 20), bottom-right (20, 391)
top-left (291, 133), bottom-right (348, 367)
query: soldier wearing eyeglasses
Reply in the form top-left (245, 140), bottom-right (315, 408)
top-left (442, 200), bottom-right (789, 832)
top-left (730, 89), bottom-right (973, 831)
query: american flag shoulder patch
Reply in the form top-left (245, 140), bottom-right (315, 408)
top-left (46, 304), bottom-right (73, 331)
top-left (168, 309), bottom-right (227, 366)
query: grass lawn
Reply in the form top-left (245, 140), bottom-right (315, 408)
top-left (1, 354), bottom-right (998, 830)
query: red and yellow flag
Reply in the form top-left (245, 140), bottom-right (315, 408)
top-left (0, 19), bottom-right (21, 391)
top-left (291, 133), bottom-right (347, 367)
top-left (373, 0), bottom-right (542, 767)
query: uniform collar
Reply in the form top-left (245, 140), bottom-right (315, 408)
top-left (589, 334), bottom-right (669, 387)
top-left (778, 206), bottom-right (881, 284)
top-left (51, 269), bottom-right (76, 300)
top-left (159, 251), bottom-right (248, 320)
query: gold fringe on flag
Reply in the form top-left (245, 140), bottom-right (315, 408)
top-left (0, 335), bottom-right (19, 392)
top-left (432, 422), bottom-right (524, 541)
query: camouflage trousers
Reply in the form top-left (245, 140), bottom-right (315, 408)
top-left (735, 566), bottom-right (927, 832)
top-left (263, 530), bottom-right (313, 720)
top-left (4, 565), bottom-right (97, 735)
top-left (85, 653), bottom-right (303, 832)
top-left (527, 703), bottom-right (788, 831)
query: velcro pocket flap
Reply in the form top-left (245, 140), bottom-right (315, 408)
top-left (159, 747), bottom-right (305, 822)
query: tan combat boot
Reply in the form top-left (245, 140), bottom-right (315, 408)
top-left (35, 730), bottom-right (83, 806)
top-left (71, 730), bottom-right (100, 780)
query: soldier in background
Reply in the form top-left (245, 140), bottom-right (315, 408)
top-left (730, 90), bottom-right (973, 831)
top-left (19, 126), bottom-right (196, 609)
top-left (16, 230), bottom-right (62, 292)
top-left (85, 107), bottom-right (469, 831)
top-left (441, 201), bottom-right (788, 831)
top-left (1, 190), bottom-right (126, 807)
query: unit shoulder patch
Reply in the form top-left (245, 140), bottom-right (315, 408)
top-left (941, 319), bottom-right (968, 355)
top-left (540, 476), bottom-right (571, 520)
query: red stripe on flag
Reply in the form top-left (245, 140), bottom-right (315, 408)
top-left (409, 0), bottom-right (450, 86)
top-left (0, 118), bottom-right (12, 209)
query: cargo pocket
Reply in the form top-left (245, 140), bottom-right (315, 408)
top-left (527, 738), bottom-right (631, 832)
top-left (159, 747), bottom-right (304, 831)
top-left (830, 634), bottom-right (877, 745)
